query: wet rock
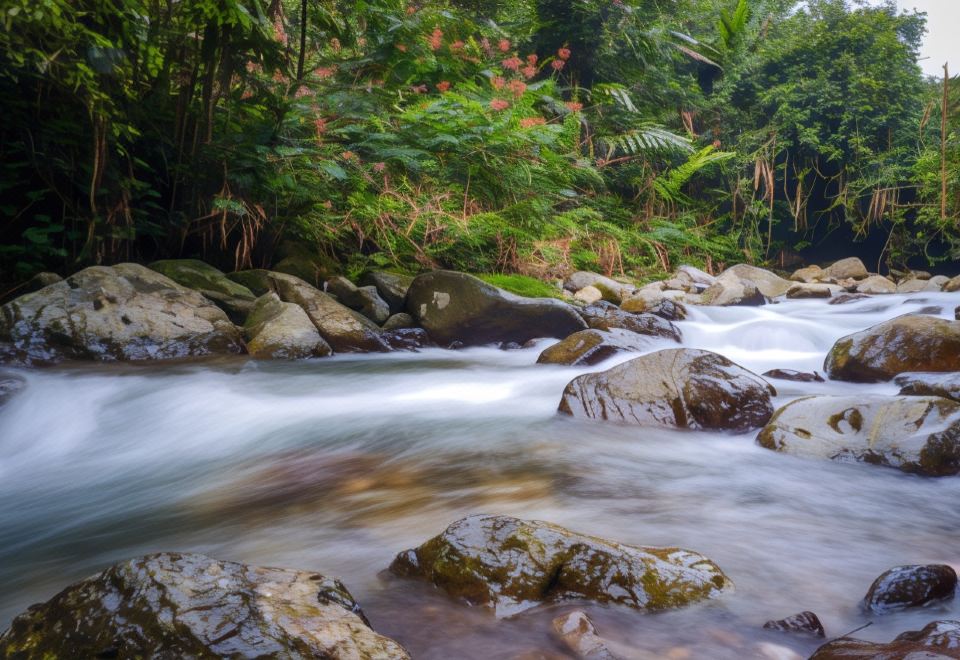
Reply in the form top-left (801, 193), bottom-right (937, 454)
top-left (700, 271), bottom-right (767, 306)
top-left (762, 369), bottom-right (824, 383)
top-left (23, 272), bottom-right (63, 295)
top-left (756, 395), bottom-right (960, 476)
top-left (786, 283), bottom-right (837, 299)
top-left (574, 285), bottom-right (604, 304)
top-left (552, 611), bottom-right (618, 659)
top-left (809, 620), bottom-right (960, 659)
top-left (956, 305), bottom-right (960, 321)
top-left (382, 327), bottom-right (431, 350)
top-left (564, 272), bottom-right (629, 303)
top-left (382, 312), bottom-right (416, 331)
top-left (944, 275), bottom-right (960, 293)
top-left (896, 372), bottom-right (960, 403)
top-left (675, 265), bottom-right (717, 291)
top-left (243, 293), bottom-right (332, 359)
top-left (829, 293), bottom-right (871, 305)
top-left (537, 328), bottom-right (658, 366)
top-left (825, 315), bottom-right (960, 382)
top-left (579, 301), bottom-right (681, 341)
top-left (823, 257), bottom-right (868, 281)
top-left (270, 241), bottom-right (338, 287)
top-left (929, 275), bottom-right (950, 290)
top-left (558, 348), bottom-right (776, 432)
top-left (0, 552), bottom-right (410, 659)
top-left (326, 276), bottom-right (391, 324)
top-left (407, 270), bottom-right (586, 346)
top-left (227, 268), bottom-right (274, 295)
top-left (724, 264), bottom-right (793, 298)
top-left (864, 565), bottom-right (957, 613)
top-left (646, 299), bottom-right (688, 321)
top-left (620, 289), bottom-right (679, 313)
top-left (389, 514), bottom-right (731, 616)
top-left (763, 611), bottom-right (825, 637)
top-left (0, 372), bottom-right (26, 408)
top-left (360, 271), bottom-right (414, 314)
top-left (898, 277), bottom-right (944, 293)
top-left (148, 259), bottom-right (257, 323)
top-left (0, 263), bottom-right (244, 364)
top-left (855, 275), bottom-right (896, 294)
top-left (791, 265), bottom-right (823, 283)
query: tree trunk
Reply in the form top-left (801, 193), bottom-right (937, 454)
top-left (297, 0), bottom-right (308, 81)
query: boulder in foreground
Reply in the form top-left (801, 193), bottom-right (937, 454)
top-left (406, 270), bottom-right (586, 346)
top-left (537, 328), bottom-right (665, 366)
top-left (864, 564), bottom-right (957, 613)
top-left (558, 348), bottom-right (776, 432)
top-left (0, 552), bottom-right (409, 659)
top-left (809, 620), bottom-right (960, 659)
top-left (756, 395), bottom-right (960, 476)
top-left (389, 514), bottom-right (731, 616)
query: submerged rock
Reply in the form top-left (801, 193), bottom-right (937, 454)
top-left (756, 395), bottom-right (960, 476)
top-left (829, 293), bottom-right (870, 305)
top-left (864, 565), bottom-right (957, 613)
top-left (0, 372), bottom-right (26, 408)
top-left (0, 263), bottom-right (244, 364)
top-left (537, 328), bottom-right (658, 366)
top-left (762, 369), bottom-right (825, 383)
top-left (763, 611), bottom-right (825, 637)
top-left (406, 270), bottom-right (586, 346)
top-left (824, 315), bottom-right (960, 382)
top-left (896, 372), bottom-right (960, 402)
top-left (243, 293), bottom-right (332, 359)
top-left (579, 301), bottom-right (681, 341)
top-left (148, 259), bottom-right (256, 323)
top-left (558, 348), bottom-right (775, 432)
top-left (809, 620), bottom-right (960, 659)
top-left (552, 611), bottom-right (618, 659)
top-left (389, 514), bottom-right (731, 616)
top-left (0, 552), bottom-right (409, 659)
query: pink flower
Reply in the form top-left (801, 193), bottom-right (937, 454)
top-left (565, 101), bottom-right (583, 112)
top-left (273, 16), bottom-right (288, 47)
top-left (491, 76), bottom-right (506, 90)
top-left (551, 59), bottom-right (565, 71)
top-left (314, 117), bottom-right (328, 141)
top-left (315, 65), bottom-right (337, 79)
top-left (521, 65), bottom-right (536, 79)
top-left (330, 37), bottom-right (341, 52)
top-left (490, 98), bottom-right (510, 111)
top-left (498, 39), bottom-right (511, 52)
top-left (502, 56), bottom-right (522, 71)
top-left (481, 37), bottom-right (492, 54)
top-left (406, 5), bottom-right (417, 14)
top-left (373, 162), bottom-right (387, 173)
top-left (341, 151), bottom-right (357, 161)
top-left (557, 47), bottom-right (571, 60)
top-left (451, 40), bottom-right (465, 52)
top-left (519, 117), bottom-right (546, 128)
top-left (294, 85), bottom-right (314, 98)
top-left (411, 84), bottom-right (428, 94)
top-left (428, 27), bottom-right (443, 51)
top-left (396, 43), bottom-right (407, 52)
top-left (526, 54), bottom-right (538, 65)
top-left (508, 79), bottom-right (527, 97)
top-left (436, 80), bottom-right (451, 93)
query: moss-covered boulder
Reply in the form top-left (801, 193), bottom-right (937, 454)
top-left (558, 348), bottom-right (775, 432)
top-left (824, 315), bottom-right (960, 382)
top-left (537, 328), bottom-right (659, 366)
top-left (148, 259), bottom-right (256, 323)
top-left (579, 301), bottom-right (681, 341)
top-left (406, 270), bottom-right (586, 346)
top-left (326, 276), bottom-right (391, 324)
top-left (0, 552), bottom-right (409, 659)
top-left (864, 565), bottom-right (957, 613)
top-left (227, 269), bottom-right (274, 296)
top-left (896, 372), bottom-right (960, 402)
top-left (809, 620), bottom-right (960, 659)
top-left (243, 293), bottom-right (332, 359)
top-left (389, 515), bottom-right (731, 616)
top-left (0, 263), bottom-right (244, 364)
top-left (360, 271), bottom-right (414, 314)
top-left (756, 395), bottom-right (960, 476)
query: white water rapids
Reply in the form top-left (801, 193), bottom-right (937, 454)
top-left (1, 292), bottom-right (959, 658)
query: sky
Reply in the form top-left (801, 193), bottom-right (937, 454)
top-left (869, 0), bottom-right (958, 77)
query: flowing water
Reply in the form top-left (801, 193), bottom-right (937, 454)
top-left (1, 292), bottom-right (959, 658)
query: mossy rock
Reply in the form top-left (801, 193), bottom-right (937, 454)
top-left (243, 293), bottom-right (332, 359)
top-left (149, 259), bottom-right (256, 323)
top-left (864, 565), bottom-right (957, 613)
top-left (361, 271), bottom-right (416, 313)
top-left (390, 514), bottom-right (731, 616)
top-left (537, 328), bottom-right (660, 366)
top-left (810, 620), bottom-right (960, 659)
top-left (0, 552), bottom-right (410, 659)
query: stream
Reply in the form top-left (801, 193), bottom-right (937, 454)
top-left (1, 291), bottom-right (959, 658)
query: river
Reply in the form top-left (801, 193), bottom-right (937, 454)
top-left (1, 291), bottom-right (958, 658)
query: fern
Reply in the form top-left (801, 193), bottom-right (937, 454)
top-left (653, 146), bottom-right (735, 202)
top-left (602, 125), bottom-right (692, 159)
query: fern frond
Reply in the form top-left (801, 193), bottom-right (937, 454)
top-left (601, 126), bottom-right (692, 159)
top-left (653, 146), bottom-right (735, 202)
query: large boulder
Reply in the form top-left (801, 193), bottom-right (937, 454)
top-left (822, 257), bottom-right (868, 281)
top-left (809, 620), bottom-right (960, 659)
top-left (724, 264), bottom-right (793, 298)
top-left (579, 301), bottom-right (681, 341)
top-left (389, 514), bottom-right (731, 616)
top-left (896, 372), bottom-right (960, 402)
top-left (791, 265), bottom-right (824, 283)
top-left (824, 315), bottom-right (960, 382)
top-left (243, 293), bottom-right (332, 359)
top-left (945, 275), bottom-right (960, 293)
top-left (0, 552), bottom-right (409, 659)
top-left (756, 395), bottom-right (960, 476)
top-left (0, 263), bottom-right (244, 364)
top-left (864, 565), bottom-right (957, 613)
top-left (699, 271), bottom-right (767, 306)
top-left (360, 271), bottom-right (414, 314)
top-left (558, 348), bottom-right (776, 432)
top-left (855, 275), bottom-right (896, 294)
top-left (406, 270), bottom-right (586, 346)
top-left (537, 328), bottom-right (658, 366)
top-left (148, 259), bottom-right (256, 323)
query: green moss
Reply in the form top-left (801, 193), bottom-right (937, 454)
top-left (477, 274), bottom-right (563, 299)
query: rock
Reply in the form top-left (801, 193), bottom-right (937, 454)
top-left (756, 395), bottom-right (960, 476)
top-left (325, 276), bottom-right (391, 324)
top-left (909, 270), bottom-right (934, 280)
top-left (360, 271), bottom-right (414, 314)
top-left (763, 611), bottom-right (825, 637)
top-left (619, 289), bottom-right (674, 313)
top-left (897, 277), bottom-right (944, 293)
top-left (864, 565), bottom-right (958, 613)
top-left (537, 328), bottom-right (659, 366)
top-left (389, 514), bottom-right (731, 616)
top-left (930, 275), bottom-right (950, 289)
top-left (271, 241), bottom-right (338, 287)
top-left (382, 312), bottom-right (416, 331)
top-left (266, 272), bottom-right (390, 353)
top-left (825, 315), bottom-right (960, 382)
top-left (956, 305), bottom-right (960, 321)
top-left (700, 271), bottom-right (767, 306)
top-left (227, 268), bottom-right (274, 295)
top-left (0, 263), bottom-right (244, 364)
top-left (24, 272), bottom-right (63, 294)
top-left (0, 552), bottom-right (409, 659)
top-left (762, 369), bottom-right (824, 383)
top-left (675, 265), bottom-right (717, 291)
top-left (823, 257), bottom-right (868, 281)
top-left (148, 259), bottom-right (257, 323)
top-left (382, 327), bottom-right (431, 350)
top-left (785, 283), bottom-right (836, 299)
top-left (574, 285), bottom-right (604, 304)
top-left (558, 348), bottom-right (776, 432)
top-left (854, 275), bottom-right (896, 294)
top-left (809, 620), bottom-right (960, 659)
top-left (406, 270), bottom-right (586, 346)
top-left (0, 372), bottom-right (26, 408)
top-left (724, 264), bottom-right (793, 297)
top-left (897, 372), bottom-right (960, 403)
top-left (552, 611), bottom-right (618, 659)
top-left (791, 265), bottom-right (824, 283)
top-left (579, 301), bottom-right (681, 341)
top-left (564, 272), bottom-right (629, 303)
top-left (243, 293), bottom-right (332, 359)
top-left (829, 293), bottom-right (871, 305)
top-left (944, 275), bottom-right (960, 293)
top-left (647, 299), bottom-right (688, 321)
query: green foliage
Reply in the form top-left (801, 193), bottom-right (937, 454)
top-left (477, 273), bottom-right (564, 298)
